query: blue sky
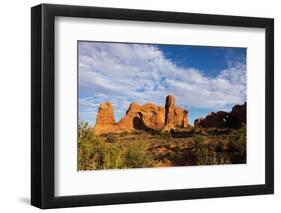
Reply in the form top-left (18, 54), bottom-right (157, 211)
top-left (78, 41), bottom-right (246, 126)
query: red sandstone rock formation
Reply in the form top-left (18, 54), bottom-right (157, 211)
top-left (118, 103), bottom-right (165, 132)
top-left (194, 118), bottom-right (204, 128)
top-left (164, 95), bottom-right (176, 130)
top-left (194, 102), bottom-right (246, 128)
top-left (163, 95), bottom-right (188, 130)
top-left (93, 95), bottom-right (189, 134)
top-left (230, 103), bottom-right (246, 124)
top-left (174, 107), bottom-right (188, 128)
top-left (93, 102), bottom-right (118, 134)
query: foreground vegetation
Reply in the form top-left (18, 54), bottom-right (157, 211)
top-left (78, 121), bottom-right (246, 171)
top-left (78, 121), bottom-right (153, 170)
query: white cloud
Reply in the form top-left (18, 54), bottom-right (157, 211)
top-left (78, 42), bottom-right (246, 125)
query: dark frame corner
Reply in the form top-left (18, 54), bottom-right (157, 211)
top-left (31, 3), bottom-right (274, 209)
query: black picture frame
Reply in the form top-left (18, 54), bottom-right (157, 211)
top-left (31, 3), bottom-right (274, 209)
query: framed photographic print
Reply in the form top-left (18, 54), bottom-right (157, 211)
top-left (31, 3), bottom-right (274, 209)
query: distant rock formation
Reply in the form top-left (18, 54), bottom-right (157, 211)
top-left (118, 102), bottom-right (166, 131)
top-left (174, 107), bottom-right (188, 128)
top-left (231, 103), bottom-right (246, 124)
top-left (93, 95), bottom-right (188, 135)
top-left (93, 102), bottom-right (119, 134)
top-left (164, 95), bottom-right (188, 130)
top-left (194, 102), bottom-right (246, 128)
top-left (164, 95), bottom-right (176, 130)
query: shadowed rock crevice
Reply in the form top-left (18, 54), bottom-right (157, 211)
top-left (132, 113), bottom-right (147, 130)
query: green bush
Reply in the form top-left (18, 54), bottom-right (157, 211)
top-left (124, 140), bottom-right (152, 168)
top-left (228, 124), bottom-right (246, 163)
top-left (192, 135), bottom-right (220, 165)
top-left (120, 131), bottom-right (129, 137)
top-left (191, 125), bottom-right (246, 165)
top-left (132, 130), bottom-right (146, 135)
top-left (78, 121), bottom-right (101, 170)
top-left (97, 142), bottom-right (126, 169)
top-left (193, 127), bottom-right (205, 135)
top-left (78, 121), bottom-right (93, 143)
top-left (106, 133), bottom-right (119, 143)
top-left (238, 124), bottom-right (246, 159)
top-left (192, 135), bottom-right (213, 165)
top-left (78, 121), bottom-right (152, 170)
top-left (156, 131), bottom-right (172, 140)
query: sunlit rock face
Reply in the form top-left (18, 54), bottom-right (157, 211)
top-left (93, 102), bottom-right (119, 134)
top-left (93, 95), bottom-right (189, 135)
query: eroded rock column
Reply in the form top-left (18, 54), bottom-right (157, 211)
top-left (164, 95), bottom-right (175, 130)
top-left (93, 102), bottom-right (116, 134)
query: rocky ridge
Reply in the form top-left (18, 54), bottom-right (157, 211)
top-left (93, 95), bottom-right (188, 135)
top-left (194, 102), bottom-right (246, 128)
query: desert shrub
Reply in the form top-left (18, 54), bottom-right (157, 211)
top-left (78, 121), bottom-right (152, 170)
top-left (106, 133), bottom-right (119, 143)
top-left (194, 127), bottom-right (203, 135)
top-left (165, 151), bottom-right (177, 160)
top-left (191, 135), bottom-right (233, 165)
top-left (147, 128), bottom-right (160, 135)
top-left (192, 135), bottom-right (218, 165)
top-left (120, 131), bottom-right (129, 137)
top-left (132, 130), bottom-right (146, 135)
top-left (78, 121), bottom-right (121, 170)
top-left (185, 128), bottom-right (195, 134)
top-left (157, 131), bottom-right (172, 140)
top-left (95, 140), bottom-right (152, 169)
top-left (157, 152), bottom-right (168, 161)
top-left (192, 135), bottom-right (213, 165)
top-left (78, 121), bottom-right (101, 170)
top-left (78, 121), bottom-right (93, 143)
top-left (215, 152), bottom-right (231, 164)
top-left (204, 127), bottom-right (217, 135)
top-left (96, 143), bottom-right (126, 169)
top-left (124, 140), bottom-right (153, 168)
top-left (192, 135), bottom-right (206, 145)
top-left (170, 128), bottom-right (195, 138)
top-left (238, 124), bottom-right (246, 159)
top-left (205, 127), bottom-right (231, 136)
top-left (228, 124), bottom-right (246, 163)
